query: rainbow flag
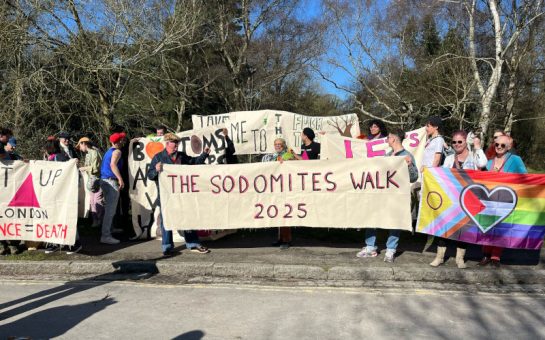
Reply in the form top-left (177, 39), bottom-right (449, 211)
top-left (416, 168), bottom-right (545, 249)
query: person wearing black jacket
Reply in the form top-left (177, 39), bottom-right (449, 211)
top-left (222, 128), bottom-right (238, 164)
top-left (147, 133), bottom-right (211, 256)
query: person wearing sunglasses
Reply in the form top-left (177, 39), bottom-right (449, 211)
top-left (478, 135), bottom-right (527, 267)
top-left (430, 130), bottom-right (487, 269)
top-left (148, 133), bottom-right (211, 256)
top-left (485, 129), bottom-right (506, 160)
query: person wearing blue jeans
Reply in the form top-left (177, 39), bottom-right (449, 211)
top-left (358, 229), bottom-right (401, 262)
top-left (356, 129), bottom-right (418, 263)
top-left (148, 133), bottom-right (211, 256)
top-left (99, 132), bottom-right (126, 245)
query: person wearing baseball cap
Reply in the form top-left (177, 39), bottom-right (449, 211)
top-left (147, 132), bottom-right (211, 256)
top-left (99, 132), bottom-right (127, 244)
top-left (5, 137), bottom-right (22, 160)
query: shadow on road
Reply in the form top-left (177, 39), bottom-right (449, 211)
top-left (0, 259), bottom-right (166, 338)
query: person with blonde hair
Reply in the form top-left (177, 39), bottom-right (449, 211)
top-left (430, 130), bottom-right (487, 269)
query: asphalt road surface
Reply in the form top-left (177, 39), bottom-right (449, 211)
top-left (1, 279), bottom-right (544, 339)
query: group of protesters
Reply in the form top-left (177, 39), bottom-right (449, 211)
top-left (0, 116), bottom-right (529, 268)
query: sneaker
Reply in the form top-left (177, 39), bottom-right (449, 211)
top-left (384, 251), bottom-right (395, 263)
top-left (356, 248), bottom-right (378, 258)
top-left (44, 244), bottom-right (61, 254)
top-left (66, 242), bottom-right (82, 255)
top-left (100, 236), bottom-right (120, 245)
top-left (189, 246), bottom-right (210, 254)
top-left (279, 242), bottom-right (291, 250)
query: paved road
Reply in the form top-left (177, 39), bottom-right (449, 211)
top-left (1, 280), bottom-right (544, 339)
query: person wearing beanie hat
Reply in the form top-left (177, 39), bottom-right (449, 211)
top-left (99, 132), bottom-right (127, 245)
top-left (294, 127), bottom-right (321, 160)
top-left (147, 132), bottom-right (211, 256)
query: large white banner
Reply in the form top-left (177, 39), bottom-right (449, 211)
top-left (192, 110), bottom-right (361, 154)
top-left (159, 158), bottom-right (412, 230)
top-left (128, 126), bottom-right (228, 239)
top-left (320, 127), bottom-right (427, 170)
top-left (0, 160), bottom-right (78, 245)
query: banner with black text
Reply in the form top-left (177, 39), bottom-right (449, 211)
top-left (0, 160), bottom-right (78, 245)
top-left (192, 110), bottom-right (360, 154)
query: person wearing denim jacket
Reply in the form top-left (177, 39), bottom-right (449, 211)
top-left (147, 133), bottom-right (210, 256)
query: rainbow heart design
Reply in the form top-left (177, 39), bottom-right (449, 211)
top-left (460, 184), bottom-right (518, 233)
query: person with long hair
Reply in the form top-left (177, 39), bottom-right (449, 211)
top-left (485, 129), bottom-right (506, 160)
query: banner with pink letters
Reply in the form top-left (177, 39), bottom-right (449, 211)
top-left (320, 127), bottom-right (427, 173)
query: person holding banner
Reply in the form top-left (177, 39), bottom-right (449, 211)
top-left (147, 133), bottom-right (211, 256)
top-left (222, 128), bottom-right (239, 164)
top-left (478, 135), bottom-right (527, 268)
top-left (356, 129), bottom-right (418, 262)
top-left (430, 130), bottom-right (487, 269)
top-left (293, 127), bottom-right (320, 160)
top-left (99, 132), bottom-right (127, 245)
top-left (262, 138), bottom-right (296, 249)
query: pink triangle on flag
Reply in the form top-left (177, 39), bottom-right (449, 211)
top-left (8, 173), bottom-right (41, 208)
top-left (302, 150), bottom-right (309, 160)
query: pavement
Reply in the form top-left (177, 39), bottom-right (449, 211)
top-left (1, 226), bottom-right (544, 285)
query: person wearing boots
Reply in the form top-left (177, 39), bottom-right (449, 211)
top-left (430, 130), bottom-right (487, 269)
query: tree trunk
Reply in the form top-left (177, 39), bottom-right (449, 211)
top-left (503, 68), bottom-right (517, 133)
top-left (176, 97), bottom-right (186, 132)
top-left (13, 52), bottom-right (24, 135)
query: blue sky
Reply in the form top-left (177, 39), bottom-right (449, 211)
top-left (297, 0), bottom-right (353, 100)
